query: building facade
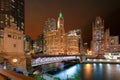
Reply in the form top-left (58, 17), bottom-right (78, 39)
top-left (91, 16), bottom-right (105, 55)
top-left (32, 34), bottom-right (44, 54)
top-left (0, 23), bottom-right (26, 71)
top-left (44, 12), bottom-right (80, 55)
top-left (0, 0), bottom-right (24, 32)
top-left (67, 30), bottom-right (79, 55)
top-left (23, 35), bottom-right (32, 53)
top-left (91, 16), bottom-right (120, 56)
top-left (104, 31), bottom-right (120, 53)
top-left (44, 12), bottom-right (66, 55)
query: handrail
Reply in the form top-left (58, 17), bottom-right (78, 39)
top-left (0, 68), bottom-right (35, 80)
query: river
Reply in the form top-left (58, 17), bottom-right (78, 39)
top-left (53, 63), bottom-right (120, 80)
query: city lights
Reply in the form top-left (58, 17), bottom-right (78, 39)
top-left (12, 58), bottom-right (18, 63)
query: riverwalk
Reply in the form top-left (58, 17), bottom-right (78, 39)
top-left (83, 59), bottom-right (120, 64)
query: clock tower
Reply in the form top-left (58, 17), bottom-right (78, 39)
top-left (57, 12), bottom-right (65, 35)
top-left (91, 16), bottom-right (105, 55)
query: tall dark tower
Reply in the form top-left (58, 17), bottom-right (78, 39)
top-left (0, 0), bottom-right (24, 32)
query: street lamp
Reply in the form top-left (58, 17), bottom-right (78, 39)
top-left (11, 58), bottom-right (19, 69)
top-left (12, 58), bottom-right (18, 63)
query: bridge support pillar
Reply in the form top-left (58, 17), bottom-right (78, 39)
top-left (26, 55), bottom-right (32, 73)
top-left (4, 55), bottom-right (28, 75)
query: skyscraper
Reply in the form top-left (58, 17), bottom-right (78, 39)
top-left (43, 12), bottom-right (80, 55)
top-left (0, 0), bottom-right (24, 32)
top-left (91, 16), bottom-right (120, 56)
top-left (91, 16), bottom-right (104, 55)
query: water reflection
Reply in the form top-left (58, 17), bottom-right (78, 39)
top-left (84, 64), bottom-right (92, 80)
top-left (53, 63), bottom-right (120, 80)
top-left (54, 64), bottom-right (80, 79)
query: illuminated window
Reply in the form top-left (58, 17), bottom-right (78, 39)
top-left (11, 0), bottom-right (15, 2)
top-left (13, 35), bottom-right (17, 39)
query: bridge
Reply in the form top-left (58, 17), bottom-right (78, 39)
top-left (31, 54), bottom-right (83, 67)
top-left (0, 53), bottom-right (85, 75)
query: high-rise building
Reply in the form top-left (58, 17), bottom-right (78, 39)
top-left (0, 0), bottom-right (24, 32)
top-left (91, 16), bottom-right (104, 55)
top-left (44, 12), bottom-right (66, 55)
top-left (44, 12), bottom-right (81, 55)
top-left (23, 35), bottom-right (32, 53)
top-left (32, 34), bottom-right (44, 54)
top-left (91, 16), bottom-right (120, 57)
top-left (67, 30), bottom-right (80, 55)
top-left (104, 30), bottom-right (120, 53)
top-left (43, 18), bottom-right (57, 54)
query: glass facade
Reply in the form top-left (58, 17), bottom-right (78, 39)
top-left (0, 0), bottom-right (24, 32)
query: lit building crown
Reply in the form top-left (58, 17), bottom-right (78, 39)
top-left (59, 12), bottom-right (63, 18)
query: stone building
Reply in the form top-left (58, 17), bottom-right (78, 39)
top-left (104, 29), bottom-right (120, 53)
top-left (67, 30), bottom-right (79, 55)
top-left (0, 23), bottom-right (26, 72)
top-left (91, 17), bottom-right (120, 56)
top-left (44, 12), bottom-right (81, 55)
top-left (91, 16), bottom-right (105, 55)
top-left (44, 12), bottom-right (66, 55)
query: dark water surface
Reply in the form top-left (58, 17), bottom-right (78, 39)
top-left (53, 63), bottom-right (120, 80)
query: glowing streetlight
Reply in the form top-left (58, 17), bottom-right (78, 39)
top-left (12, 58), bottom-right (18, 63)
top-left (87, 49), bottom-right (92, 55)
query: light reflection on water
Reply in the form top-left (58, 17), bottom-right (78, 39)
top-left (84, 64), bottom-right (92, 80)
top-left (53, 63), bottom-right (120, 80)
top-left (54, 64), bottom-right (80, 79)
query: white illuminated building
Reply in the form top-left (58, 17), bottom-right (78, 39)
top-left (44, 12), bottom-right (81, 55)
top-left (91, 17), bottom-right (120, 59)
top-left (0, 23), bottom-right (26, 71)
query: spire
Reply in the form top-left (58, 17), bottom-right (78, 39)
top-left (59, 12), bottom-right (63, 18)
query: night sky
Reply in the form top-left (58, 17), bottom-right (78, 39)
top-left (25, 0), bottom-right (120, 46)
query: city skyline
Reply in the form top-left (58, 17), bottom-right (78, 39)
top-left (25, 0), bottom-right (120, 45)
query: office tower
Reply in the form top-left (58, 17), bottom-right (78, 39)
top-left (91, 16), bottom-right (104, 55)
top-left (0, 0), bottom-right (24, 32)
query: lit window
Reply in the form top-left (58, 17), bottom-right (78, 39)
top-left (13, 35), bottom-right (17, 39)
top-left (11, 0), bottom-right (15, 2)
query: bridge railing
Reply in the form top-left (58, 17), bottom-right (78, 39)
top-left (32, 56), bottom-right (79, 67)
